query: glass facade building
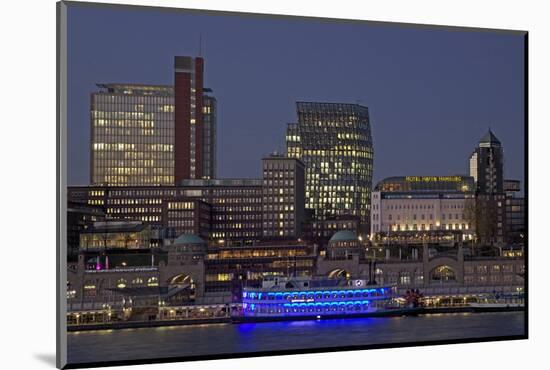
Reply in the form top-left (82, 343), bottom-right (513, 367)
top-left (286, 102), bottom-right (373, 230)
top-left (90, 83), bottom-right (175, 186)
top-left (90, 57), bottom-right (218, 186)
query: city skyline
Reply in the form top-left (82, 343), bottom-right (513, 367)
top-left (61, 4), bottom-right (526, 367)
top-left (67, 5), bottom-right (525, 189)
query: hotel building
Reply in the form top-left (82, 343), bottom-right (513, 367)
top-left (286, 102), bottom-right (373, 231)
top-left (370, 176), bottom-right (476, 240)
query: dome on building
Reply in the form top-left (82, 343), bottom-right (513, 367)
top-left (173, 234), bottom-right (205, 245)
top-left (329, 230), bottom-right (358, 243)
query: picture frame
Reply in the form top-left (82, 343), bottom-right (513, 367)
top-left (56, 1), bottom-right (528, 368)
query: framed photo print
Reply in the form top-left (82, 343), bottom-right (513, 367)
top-left (57, 1), bottom-right (527, 368)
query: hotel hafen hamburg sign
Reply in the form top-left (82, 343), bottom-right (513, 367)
top-left (404, 176), bottom-right (463, 183)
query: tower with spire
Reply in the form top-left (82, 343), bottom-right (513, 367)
top-left (468, 129), bottom-right (506, 246)
top-left (469, 129), bottom-right (504, 194)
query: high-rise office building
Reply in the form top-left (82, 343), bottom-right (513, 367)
top-left (90, 56), bottom-right (217, 186)
top-left (202, 88), bottom-right (217, 179)
top-left (469, 130), bottom-right (506, 245)
top-left (174, 56), bottom-right (205, 182)
top-left (469, 129), bottom-right (504, 194)
top-left (261, 154), bottom-right (305, 239)
top-left (286, 102), bottom-right (374, 230)
top-left (90, 83), bottom-right (175, 186)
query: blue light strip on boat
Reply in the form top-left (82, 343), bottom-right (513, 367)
top-left (243, 288), bottom-right (387, 300)
top-left (281, 300), bottom-right (371, 307)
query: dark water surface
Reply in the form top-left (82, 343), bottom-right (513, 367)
top-left (67, 312), bottom-right (524, 364)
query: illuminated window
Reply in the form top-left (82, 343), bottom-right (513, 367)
top-left (117, 279), bottom-right (127, 289)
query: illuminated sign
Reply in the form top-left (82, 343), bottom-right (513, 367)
top-left (291, 298), bottom-right (315, 303)
top-left (405, 176), bottom-right (462, 183)
top-left (85, 267), bottom-right (158, 274)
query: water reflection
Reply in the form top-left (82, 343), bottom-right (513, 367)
top-left (68, 312), bottom-right (524, 365)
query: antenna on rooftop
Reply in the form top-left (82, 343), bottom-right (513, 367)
top-left (199, 34), bottom-right (203, 57)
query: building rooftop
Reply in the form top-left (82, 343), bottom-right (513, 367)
top-left (82, 221), bottom-right (148, 234)
top-left (479, 129), bottom-right (501, 146)
top-left (296, 101), bottom-right (369, 109)
top-left (174, 234), bottom-right (206, 245)
top-left (374, 175), bottom-right (474, 193)
top-left (329, 230), bottom-right (358, 243)
top-left (179, 178), bottom-right (262, 187)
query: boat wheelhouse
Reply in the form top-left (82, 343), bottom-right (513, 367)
top-left (235, 276), bottom-right (395, 321)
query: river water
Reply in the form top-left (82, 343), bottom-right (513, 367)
top-left (67, 312), bottom-right (525, 365)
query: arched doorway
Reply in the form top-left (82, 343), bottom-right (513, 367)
top-left (328, 269), bottom-right (350, 279)
top-left (166, 274), bottom-right (196, 305)
top-left (169, 274), bottom-right (194, 288)
top-left (431, 265), bottom-right (456, 282)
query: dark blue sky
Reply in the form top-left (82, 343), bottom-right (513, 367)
top-left (67, 4), bottom-right (525, 188)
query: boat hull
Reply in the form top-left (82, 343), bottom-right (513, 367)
top-left (231, 305), bottom-right (524, 323)
top-left (231, 307), bottom-right (424, 323)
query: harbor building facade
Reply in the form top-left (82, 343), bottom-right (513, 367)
top-left (67, 229), bottom-right (524, 325)
top-left (286, 102), bottom-right (373, 231)
top-left (67, 236), bottom-right (317, 310)
top-left (316, 230), bottom-right (524, 293)
top-left (370, 176), bottom-right (476, 241)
